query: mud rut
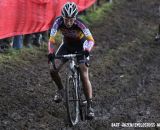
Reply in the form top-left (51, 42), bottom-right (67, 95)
top-left (0, 0), bottom-right (160, 130)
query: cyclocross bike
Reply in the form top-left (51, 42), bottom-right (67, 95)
top-left (55, 53), bottom-right (89, 126)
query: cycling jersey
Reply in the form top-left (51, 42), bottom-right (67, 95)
top-left (48, 16), bottom-right (95, 53)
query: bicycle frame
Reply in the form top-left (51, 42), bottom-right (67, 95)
top-left (55, 53), bottom-right (87, 126)
top-left (56, 53), bottom-right (81, 78)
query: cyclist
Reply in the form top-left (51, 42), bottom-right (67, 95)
top-left (48, 2), bottom-right (95, 119)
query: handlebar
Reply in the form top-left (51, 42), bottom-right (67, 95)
top-left (55, 53), bottom-right (83, 59)
top-left (54, 52), bottom-right (92, 67)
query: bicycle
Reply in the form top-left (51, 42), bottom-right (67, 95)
top-left (55, 53), bottom-right (89, 126)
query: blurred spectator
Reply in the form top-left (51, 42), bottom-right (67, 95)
top-left (32, 31), bottom-right (48, 46)
top-left (13, 35), bottom-right (23, 49)
top-left (23, 31), bottom-right (48, 48)
top-left (32, 32), bottom-right (43, 47)
top-left (41, 31), bottom-right (48, 43)
top-left (97, 0), bottom-right (100, 6)
top-left (0, 37), bottom-right (12, 52)
top-left (0, 31), bottom-right (48, 52)
top-left (23, 34), bottom-right (32, 48)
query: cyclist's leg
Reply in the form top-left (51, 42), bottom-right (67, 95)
top-left (49, 42), bottom-right (68, 102)
top-left (79, 64), bottom-right (92, 101)
top-left (65, 38), bottom-right (93, 102)
top-left (49, 43), bottom-right (67, 90)
top-left (79, 63), bottom-right (95, 119)
top-left (50, 59), bottom-right (65, 90)
top-left (76, 38), bottom-right (93, 101)
top-left (50, 59), bottom-right (66, 103)
top-left (76, 39), bottom-right (95, 118)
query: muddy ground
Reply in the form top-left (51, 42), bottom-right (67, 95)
top-left (0, 0), bottom-right (160, 130)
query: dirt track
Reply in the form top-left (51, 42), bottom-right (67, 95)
top-left (0, 0), bottom-right (160, 130)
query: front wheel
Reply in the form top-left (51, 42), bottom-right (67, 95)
top-left (66, 75), bottom-right (79, 126)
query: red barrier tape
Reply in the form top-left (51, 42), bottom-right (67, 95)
top-left (0, 0), bottom-right (96, 39)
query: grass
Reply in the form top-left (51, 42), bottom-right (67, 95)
top-left (0, 46), bottom-right (47, 65)
top-left (80, 2), bottom-right (113, 25)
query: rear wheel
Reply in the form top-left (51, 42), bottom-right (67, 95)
top-left (66, 75), bottom-right (79, 126)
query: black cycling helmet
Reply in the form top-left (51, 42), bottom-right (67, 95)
top-left (61, 2), bottom-right (78, 18)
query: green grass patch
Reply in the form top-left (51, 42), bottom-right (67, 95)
top-left (79, 2), bottom-right (113, 25)
top-left (0, 46), bottom-right (47, 65)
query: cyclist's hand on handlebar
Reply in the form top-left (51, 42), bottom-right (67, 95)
top-left (48, 53), bottom-right (55, 63)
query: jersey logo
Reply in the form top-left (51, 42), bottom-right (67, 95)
top-left (83, 29), bottom-right (91, 37)
top-left (61, 29), bottom-right (78, 38)
top-left (51, 29), bottom-right (57, 36)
